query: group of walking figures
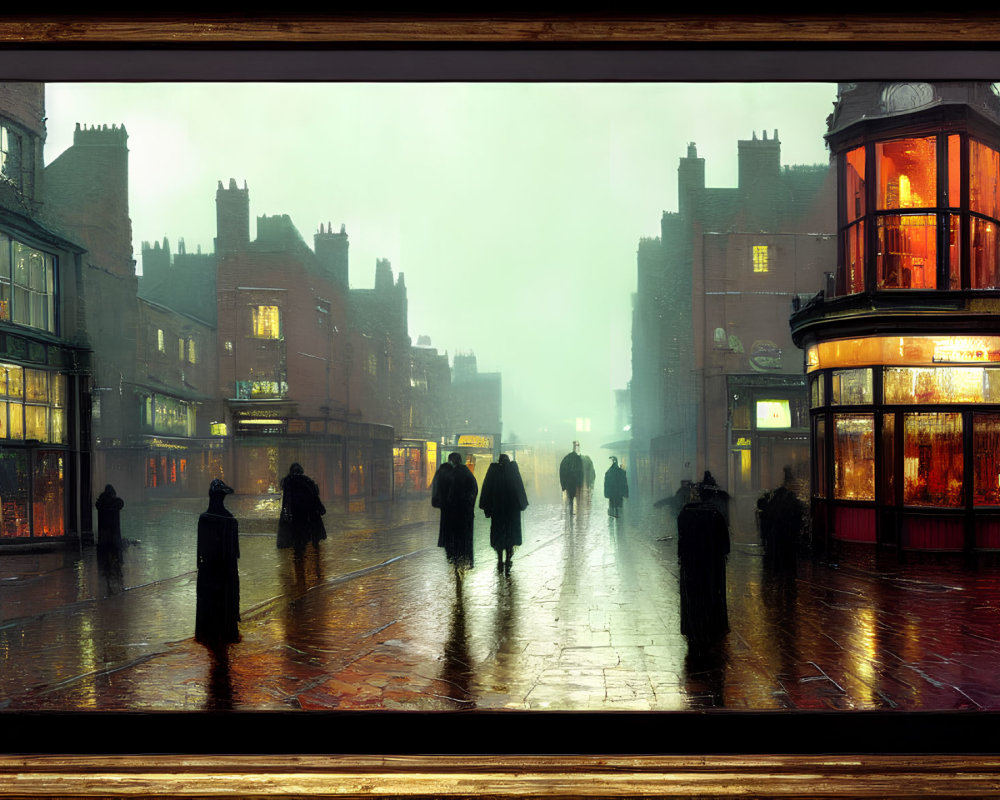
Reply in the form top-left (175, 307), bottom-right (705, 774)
top-left (559, 441), bottom-right (629, 518)
top-left (673, 466), bottom-right (806, 654)
top-left (432, 452), bottom-right (528, 579)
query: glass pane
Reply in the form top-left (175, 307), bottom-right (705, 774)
top-left (845, 145), bottom-right (866, 223)
top-left (903, 412), bottom-right (963, 507)
top-left (32, 451), bottom-right (64, 537)
top-left (24, 405), bottom-right (47, 441)
top-left (0, 400), bottom-right (6, 438)
top-left (8, 403), bottom-right (22, 439)
top-left (810, 374), bottom-right (825, 408)
top-left (971, 216), bottom-right (1000, 288)
top-left (831, 368), bottom-right (873, 405)
top-left (0, 448), bottom-right (29, 537)
top-left (949, 214), bottom-right (961, 289)
top-left (971, 138), bottom-right (1000, 218)
top-left (834, 414), bottom-right (874, 500)
top-left (881, 413), bottom-right (895, 502)
top-left (844, 221), bottom-right (865, 294)
top-left (877, 137), bottom-right (936, 210)
top-left (974, 413), bottom-right (1000, 505)
top-left (6, 365), bottom-right (23, 399)
top-left (50, 406), bottom-right (64, 445)
top-left (948, 134), bottom-right (961, 209)
top-left (885, 366), bottom-right (987, 404)
top-left (51, 374), bottom-right (65, 408)
top-left (877, 214), bottom-right (937, 288)
top-left (24, 369), bottom-right (46, 403)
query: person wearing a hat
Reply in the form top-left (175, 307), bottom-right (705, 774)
top-left (195, 478), bottom-right (241, 647)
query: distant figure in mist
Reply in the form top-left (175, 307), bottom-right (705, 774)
top-left (559, 442), bottom-right (584, 514)
top-left (604, 457), bottom-right (629, 518)
top-left (195, 478), bottom-right (241, 647)
top-left (696, 470), bottom-right (731, 528)
top-left (432, 452), bottom-right (479, 582)
top-left (758, 466), bottom-right (806, 574)
top-left (479, 453), bottom-right (529, 574)
top-left (277, 462), bottom-right (327, 554)
top-left (95, 484), bottom-right (124, 553)
top-left (676, 482), bottom-right (730, 652)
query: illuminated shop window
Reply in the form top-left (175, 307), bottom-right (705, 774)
top-left (156, 328), bottom-right (165, 353)
top-left (903, 412), bottom-right (963, 507)
top-left (971, 216), bottom-right (1000, 288)
top-left (973, 413), bottom-right (1000, 506)
top-left (834, 414), bottom-right (875, 500)
top-left (881, 413), bottom-right (895, 502)
top-left (877, 214), bottom-right (936, 289)
top-left (970, 139), bottom-right (1000, 218)
top-left (752, 245), bottom-right (770, 273)
top-left (0, 365), bottom-right (64, 444)
top-left (831, 368), bottom-right (873, 405)
top-left (252, 305), bottom-right (280, 338)
top-left (884, 366), bottom-right (1000, 404)
top-left (187, 339), bottom-right (197, 364)
top-left (844, 221), bottom-right (866, 294)
top-left (31, 451), bottom-right (64, 538)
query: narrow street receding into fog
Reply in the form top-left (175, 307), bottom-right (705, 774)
top-left (4, 492), bottom-right (1000, 711)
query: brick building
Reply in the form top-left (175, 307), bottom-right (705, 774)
top-left (631, 130), bottom-right (836, 527)
top-left (0, 86), bottom-right (97, 545)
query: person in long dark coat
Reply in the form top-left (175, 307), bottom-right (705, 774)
top-left (676, 485), bottom-right (731, 652)
top-left (759, 466), bottom-right (806, 574)
top-left (277, 462), bottom-right (327, 553)
top-left (603, 456), bottom-right (629, 518)
top-left (696, 470), bottom-right (732, 528)
top-left (95, 484), bottom-right (124, 552)
top-left (479, 453), bottom-right (529, 574)
top-left (196, 478), bottom-right (240, 647)
top-left (432, 452), bottom-right (479, 581)
top-left (559, 443), bottom-right (584, 514)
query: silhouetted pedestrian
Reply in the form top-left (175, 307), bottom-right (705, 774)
top-left (479, 453), bottom-right (529, 574)
top-left (677, 484), bottom-right (730, 652)
top-left (696, 470), bottom-right (731, 528)
top-left (559, 442), bottom-right (584, 514)
top-left (277, 462), bottom-right (327, 553)
top-left (759, 466), bottom-right (806, 574)
top-left (603, 456), bottom-right (629, 518)
top-left (432, 452), bottom-right (479, 583)
top-left (95, 484), bottom-right (124, 553)
top-left (195, 478), bottom-right (240, 647)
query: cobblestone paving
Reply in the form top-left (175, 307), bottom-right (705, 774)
top-left (4, 493), bottom-right (1000, 711)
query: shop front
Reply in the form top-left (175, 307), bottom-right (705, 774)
top-left (791, 81), bottom-right (1000, 557)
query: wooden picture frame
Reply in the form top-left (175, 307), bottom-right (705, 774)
top-left (2, 13), bottom-right (1000, 798)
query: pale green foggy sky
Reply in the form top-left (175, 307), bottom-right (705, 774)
top-left (43, 82), bottom-right (837, 451)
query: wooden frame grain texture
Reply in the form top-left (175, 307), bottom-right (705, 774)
top-left (2, 12), bottom-right (1000, 798)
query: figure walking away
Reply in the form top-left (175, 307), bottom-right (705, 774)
top-left (604, 456), bottom-right (629, 518)
top-left (559, 441), bottom-right (584, 515)
top-left (696, 470), bottom-right (732, 528)
top-left (676, 482), bottom-right (731, 653)
top-left (196, 478), bottom-right (241, 647)
top-left (95, 484), bottom-right (124, 552)
top-left (432, 452), bottom-right (479, 583)
top-left (758, 465), bottom-right (806, 574)
top-left (479, 453), bottom-right (529, 574)
top-left (277, 463), bottom-right (327, 553)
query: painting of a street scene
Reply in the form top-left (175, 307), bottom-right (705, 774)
top-left (4, 78), bottom-right (1000, 712)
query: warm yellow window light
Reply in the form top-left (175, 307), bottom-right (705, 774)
top-left (753, 245), bottom-right (770, 273)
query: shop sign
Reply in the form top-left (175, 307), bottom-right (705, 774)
top-left (932, 336), bottom-right (1000, 363)
top-left (749, 340), bottom-right (782, 372)
top-left (457, 434), bottom-right (493, 449)
top-left (733, 436), bottom-right (752, 449)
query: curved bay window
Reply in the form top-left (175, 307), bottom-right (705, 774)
top-left (837, 132), bottom-right (1000, 294)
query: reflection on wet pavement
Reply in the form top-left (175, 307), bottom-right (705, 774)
top-left (5, 491), bottom-right (1000, 710)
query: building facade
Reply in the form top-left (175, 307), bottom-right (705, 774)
top-left (791, 81), bottom-right (1000, 557)
top-left (632, 131), bottom-right (836, 525)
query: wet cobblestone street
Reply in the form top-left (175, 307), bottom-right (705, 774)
top-left (4, 492), bottom-right (1000, 711)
